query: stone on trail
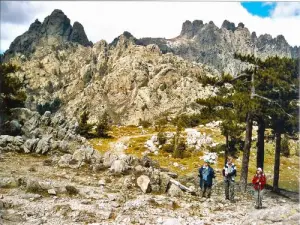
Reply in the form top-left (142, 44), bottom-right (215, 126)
top-left (137, 175), bottom-right (151, 193)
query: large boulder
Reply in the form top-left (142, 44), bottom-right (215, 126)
top-left (0, 135), bottom-right (24, 152)
top-left (58, 154), bottom-right (72, 167)
top-left (159, 172), bottom-right (171, 193)
top-left (23, 138), bottom-right (39, 153)
top-left (26, 179), bottom-right (43, 193)
top-left (0, 177), bottom-right (19, 188)
top-left (103, 152), bottom-right (118, 168)
top-left (109, 160), bottom-right (129, 174)
top-left (35, 136), bottom-right (52, 154)
top-left (137, 175), bottom-right (151, 193)
top-left (9, 120), bottom-right (22, 135)
top-left (41, 111), bottom-right (51, 126)
top-left (167, 183), bottom-right (182, 197)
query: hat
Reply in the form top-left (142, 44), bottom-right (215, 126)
top-left (204, 159), bottom-right (210, 163)
top-left (257, 167), bottom-right (262, 172)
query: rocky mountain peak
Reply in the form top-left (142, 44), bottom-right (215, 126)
top-left (139, 18), bottom-right (298, 75)
top-left (110, 31), bottom-right (138, 47)
top-left (4, 9), bottom-right (91, 60)
top-left (221, 20), bottom-right (236, 32)
top-left (180, 20), bottom-right (205, 39)
top-left (28, 19), bottom-right (42, 31)
top-left (40, 9), bottom-right (72, 39)
top-left (69, 21), bottom-right (92, 47)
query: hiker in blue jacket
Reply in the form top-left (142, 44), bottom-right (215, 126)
top-left (198, 159), bottom-right (215, 198)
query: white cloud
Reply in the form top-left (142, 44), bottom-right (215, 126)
top-left (271, 2), bottom-right (300, 17)
top-left (1, 1), bottom-right (300, 53)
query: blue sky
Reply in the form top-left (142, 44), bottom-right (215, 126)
top-left (241, 2), bottom-right (276, 18)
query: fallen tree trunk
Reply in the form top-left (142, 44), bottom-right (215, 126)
top-left (169, 179), bottom-right (195, 194)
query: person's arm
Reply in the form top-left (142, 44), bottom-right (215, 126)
top-left (252, 175), bottom-right (258, 184)
top-left (198, 167), bottom-right (203, 178)
top-left (211, 168), bottom-right (216, 178)
top-left (260, 175), bottom-right (266, 185)
top-left (222, 168), bottom-right (225, 177)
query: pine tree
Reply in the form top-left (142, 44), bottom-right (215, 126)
top-left (0, 63), bottom-right (26, 134)
top-left (95, 112), bottom-right (111, 138)
top-left (76, 111), bottom-right (94, 138)
top-left (235, 54), bottom-right (299, 192)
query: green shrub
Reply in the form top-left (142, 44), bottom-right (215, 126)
top-left (45, 81), bottom-right (54, 93)
top-left (159, 83), bottom-right (167, 91)
top-left (173, 140), bottom-right (186, 159)
top-left (0, 63), bottom-right (26, 134)
top-left (157, 132), bottom-right (167, 145)
top-left (161, 143), bottom-right (174, 153)
top-left (36, 97), bottom-right (61, 115)
top-left (76, 111), bottom-right (94, 138)
top-left (99, 62), bottom-right (108, 76)
top-left (172, 114), bottom-right (201, 128)
top-left (138, 119), bottom-right (151, 128)
top-left (83, 71), bottom-right (93, 85)
top-left (95, 112), bottom-right (111, 138)
top-left (281, 135), bottom-right (290, 157)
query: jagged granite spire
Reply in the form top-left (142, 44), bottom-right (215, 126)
top-left (138, 19), bottom-right (298, 76)
top-left (5, 9), bottom-right (92, 58)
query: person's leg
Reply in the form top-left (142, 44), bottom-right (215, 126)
top-left (207, 186), bottom-right (212, 198)
top-left (259, 189), bottom-right (264, 208)
top-left (229, 180), bottom-right (235, 201)
top-left (254, 190), bottom-right (259, 208)
top-left (224, 181), bottom-right (229, 200)
top-left (202, 183), bottom-right (207, 197)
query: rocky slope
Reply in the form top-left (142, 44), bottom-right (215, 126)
top-left (6, 24), bottom-right (219, 125)
top-left (139, 20), bottom-right (300, 75)
top-left (4, 9), bottom-right (91, 60)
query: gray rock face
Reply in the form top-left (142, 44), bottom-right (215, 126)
top-left (4, 9), bottom-right (91, 59)
top-left (0, 135), bottom-right (24, 152)
top-left (139, 19), bottom-right (299, 76)
top-left (69, 22), bottom-right (91, 47)
top-left (35, 136), bottom-right (52, 154)
top-left (23, 138), bottom-right (39, 153)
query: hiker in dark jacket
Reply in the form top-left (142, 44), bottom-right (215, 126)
top-left (198, 159), bottom-right (215, 198)
top-left (222, 156), bottom-right (236, 202)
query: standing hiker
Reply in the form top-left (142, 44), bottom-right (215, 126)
top-left (222, 156), bottom-right (236, 202)
top-left (198, 159), bottom-right (215, 198)
top-left (252, 167), bottom-right (266, 209)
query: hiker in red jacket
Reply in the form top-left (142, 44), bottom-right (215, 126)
top-left (252, 167), bottom-right (266, 209)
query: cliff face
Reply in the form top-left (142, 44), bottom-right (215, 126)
top-left (4, 9), bottom-right (91, 59)
top-left (8, 31), bottom-right (218, 125)
top-left (139, 20), bottom-right (299, 75)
